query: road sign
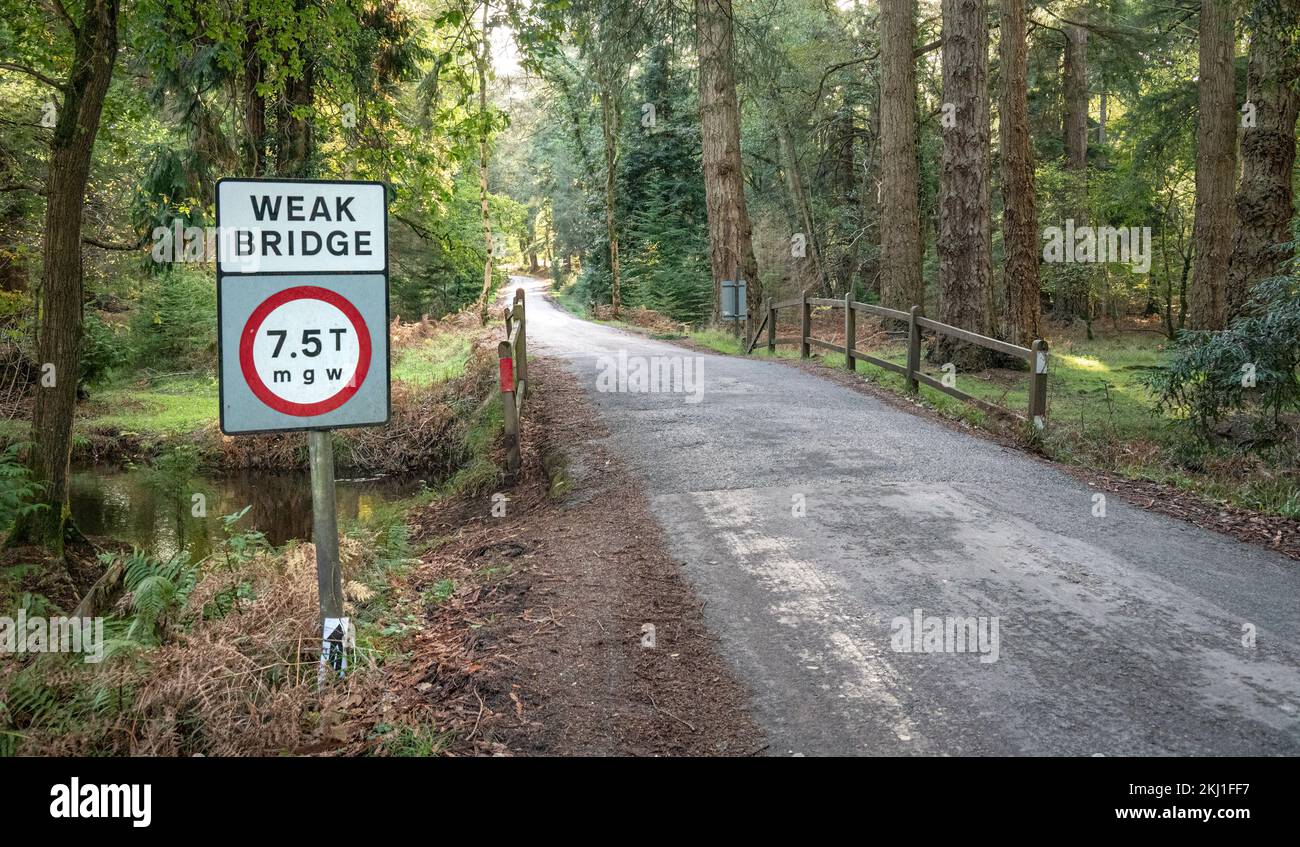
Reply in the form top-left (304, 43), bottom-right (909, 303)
top-left (240, 286), bottom-right (370, 416)
top-left (216, 179), bottom-right (389, 434)
top-left (215, 178), bottom-right (389, 680)
top-left (215, 179), bottom-right (386, 274)
top-left (220, 275), bottom-right (387, 431)
top-left (720, 278), bottom-right (747, 321)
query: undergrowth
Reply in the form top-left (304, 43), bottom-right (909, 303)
top-left (0, 319), bottom-right (515, 756)
top-left (0, 508), bottom-right (406, 756)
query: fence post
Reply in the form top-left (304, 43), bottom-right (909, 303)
top-left (906, 305), bottom-right (922, 393)
top-left (513, 288), bottom-right (528, 398)
top-left (1028, 339), bottom-right (1049, 429)
top-left (766, 298), bottom-right (776, 354)
top-left (498, 340), bottom-right (520, 472)
top-left (844, 290), bottom-right (856, 371)
top-left (800, 291), bottom-right (811, 359)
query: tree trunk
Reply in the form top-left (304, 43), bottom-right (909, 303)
top-left (1226, 17), bottom-right (1299, 319)
top-left (879, 0), bottom-right (924, 313)
top-left (696, 0), bottom-right (760, 327)
top-left (828, 95), bottom-right (860, 294)
top-left (599, 85), bottom-right (622, 317)
top-left (276, 80), bottom-right (313, 178)
top-left (242, 20), bottom-right (267, 175)
top-left (1063, 21), bottom-right (1088, 171)
top-left (1029, 37), bottom-right (1062, 140)
top-left (1057, 14), bottom-right (1090, 324)
top-left (1188, 0), bottom-right (1237, 330)
top-left (475, 2), bottom-right (496, 324)
top-left (8, 0), bottom-right (119, 549)
top-left (831, 97), bottom-right (857, 201)
top-left (861, 90), bottom-right (881, 295)
top-left (274, 4), bottom-right (314, 179)
top-left (776, 115), bottom-right (830, 295)
top-left (998, 0), bottom-right (1042, 347)
top-left (934, 0), bottom-right (994, 368)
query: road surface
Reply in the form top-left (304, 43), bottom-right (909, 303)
top-left (517, 276), bottom-right (1300, 755)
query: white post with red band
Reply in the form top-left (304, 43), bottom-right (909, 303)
top-left (499, 339), bottom-right (520, 472)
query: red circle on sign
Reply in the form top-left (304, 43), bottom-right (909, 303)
top-left (239, 286), bottom-right (372, 416)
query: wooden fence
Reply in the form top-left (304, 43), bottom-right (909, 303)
top-left (757, 291), bottom-right (1049, 426)
top-left (498, 287), bottom-right (529, 471)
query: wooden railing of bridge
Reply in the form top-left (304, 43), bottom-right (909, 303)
top-left (756, 291), bottom-right (1049, 427)
top-left (498, 287), bottom-right (529, 471)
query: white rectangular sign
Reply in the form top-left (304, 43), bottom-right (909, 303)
top-left (216, 179), bottom-right (387, 274)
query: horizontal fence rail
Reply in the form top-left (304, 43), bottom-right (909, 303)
top-left (498, 287), bottom-right (529, 471)
top-left (761, 291), bottom-right (1049, 427)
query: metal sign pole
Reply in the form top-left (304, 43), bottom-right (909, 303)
top-left (732, 282), bottom-right (741, 339)
top-left (308, 429), bottom-right (346, 679)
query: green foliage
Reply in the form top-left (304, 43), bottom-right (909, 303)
top-left (442, 394), bottom-right (504, 497)
top-left (0, 508), bottom-right (278, 755)
top-left (79, 376), bottom-right (218, 435)
top-left (1145, 275), bottom-right (1300, 440)
top-left (617, 46), bottom-right (712, 322)
top-left (114, 547), bottom-right (199, 646)
top-left (538, 41), bottom-right (713, 322)
top-left (369, 721), bottom-right (453, 756)
top-left (81, 312), bottom-right (132, 385)
top-left (9, 0), bottom-right (511, 396)
top-left (389, 171), bottom-right (523, 319)
top-left (391, 332), bottom-right (472, 387)
top-left (128, 266), bottom-right (217, 372)
top-left (0, 291), bottom-right (28, 329)
top-left (217, 505), bottom-right (269, 566)
top-left (0, 442), bottom-right (45, 532)
top-left (203, 507), bottom-right (267, 619)
top-left (687, 329), bottom-right (747, 356)
top-left (429, 578), bottom-right (455, 604)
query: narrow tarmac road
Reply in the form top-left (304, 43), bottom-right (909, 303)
top-left (516, 276), bottom-right (1300, 755)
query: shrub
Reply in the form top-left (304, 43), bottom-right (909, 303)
top-left (1145, 275), bottom-right (1300, 440)
top-left (0, 441), bottom-right (45, 532)
top-left (81, 312), bottom-right (131, 385)
top-left (128, 265), bottom-right (217, 373)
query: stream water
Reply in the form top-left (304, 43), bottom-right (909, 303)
top-left (69, 467), bottom-right (426, 563)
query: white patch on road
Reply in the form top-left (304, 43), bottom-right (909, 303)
top-left (699, 491), bottom-right (919, 746)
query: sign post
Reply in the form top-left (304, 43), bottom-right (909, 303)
top-left (216, 178), bottom-right (389, 680)
top-left (721, 278), bottom-right (747, 341)
top-left (309, 430), bottom-right (346, 677)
